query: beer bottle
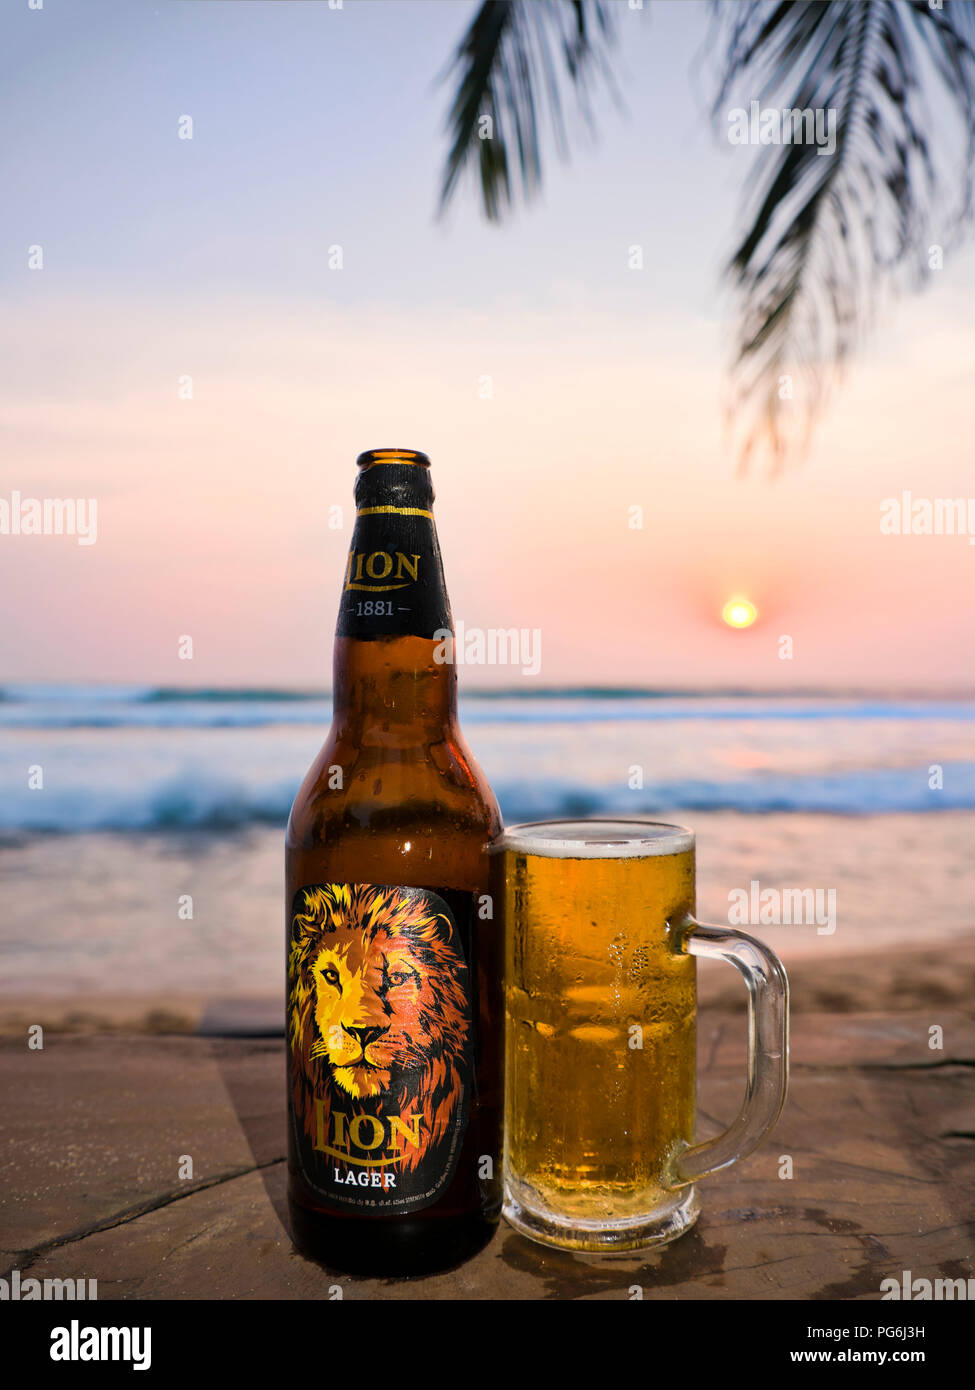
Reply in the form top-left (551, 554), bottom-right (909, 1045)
top-left (285, 448), bottom-right (502, 1275)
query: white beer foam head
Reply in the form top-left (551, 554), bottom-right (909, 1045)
top-left (495, 819), bottom-right (694, 859)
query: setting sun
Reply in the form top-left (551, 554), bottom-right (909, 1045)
top-left (722, 597), bottom-right (758, 629)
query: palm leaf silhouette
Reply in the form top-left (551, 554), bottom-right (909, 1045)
top-left (439, 0), bottom-right (975, 468)
top-left (439, 0), bottom-right (617, 222)
top-left (714, 0), bottom-right (975, 468)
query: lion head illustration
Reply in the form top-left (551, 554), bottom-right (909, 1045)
top-left (289, 883), bottom-right (471, 1171)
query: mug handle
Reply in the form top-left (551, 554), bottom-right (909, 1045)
top-left (671, 917), bottom-right (790, 1184)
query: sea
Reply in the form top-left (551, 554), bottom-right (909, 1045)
top-left (2, 686), bottom-right (973, 1004)
top-left (2, 685), bottom-right (974, 833)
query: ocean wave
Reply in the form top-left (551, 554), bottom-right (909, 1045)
top-left (2, 766), bottom-right (973, 835)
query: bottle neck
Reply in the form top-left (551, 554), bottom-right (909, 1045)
top-left (331, 454), bottom-right (458, 737)
top-left (332, 635), bottom-right (458, 733)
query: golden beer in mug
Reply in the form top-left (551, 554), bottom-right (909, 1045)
top-left (494, 819), bottom-right (789, 1252)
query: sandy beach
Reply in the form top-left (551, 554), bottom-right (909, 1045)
top-left (2, 811), bottom-right (973, 1033)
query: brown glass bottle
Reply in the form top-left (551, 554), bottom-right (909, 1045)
top-left (285, 448), bottom-right (502, 1276)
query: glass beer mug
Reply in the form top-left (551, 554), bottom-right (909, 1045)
top-left (492, 819), bottom-right (790, 1252)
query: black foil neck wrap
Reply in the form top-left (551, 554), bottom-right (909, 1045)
top-left (337, 452), bottom-right (451, 640)
top-left (354, 462), bottom-right (435, 512)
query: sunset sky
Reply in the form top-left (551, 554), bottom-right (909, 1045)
top-left (3, 0), bottom-right (974, 691)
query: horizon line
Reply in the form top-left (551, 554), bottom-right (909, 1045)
top-left (4, 682), bottom-right (975, 702)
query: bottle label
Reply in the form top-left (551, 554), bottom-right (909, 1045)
top-left (336, 482), bottom-right (452, 640)
top-left (288, 882), bottom-right (473, 1212)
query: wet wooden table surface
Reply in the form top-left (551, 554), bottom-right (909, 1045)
top-left (2, 1012), bottom-right (973, 1300)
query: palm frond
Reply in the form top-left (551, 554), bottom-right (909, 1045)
top-left (438, 0), bottom-right (617, 222)
top-left (713, 0), bottom-right (975, 471)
